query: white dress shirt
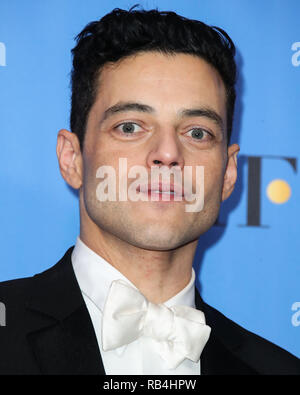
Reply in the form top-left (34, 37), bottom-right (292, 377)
top-left (71, 236), bottom-right (202, 375)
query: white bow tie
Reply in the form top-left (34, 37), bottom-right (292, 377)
top-left (101, 279), bottom-right (211, 369)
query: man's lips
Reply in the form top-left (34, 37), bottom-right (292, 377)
top-left (137, 182), bottom-right (185, 198)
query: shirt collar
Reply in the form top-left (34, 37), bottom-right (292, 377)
top-left (71, 236), bottom-right (196, 313)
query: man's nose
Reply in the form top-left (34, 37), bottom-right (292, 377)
top-left (146, 130), bottom-right (185, 169)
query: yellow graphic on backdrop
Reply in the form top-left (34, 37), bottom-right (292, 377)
top-left (267, 179), bottom-right (291, 204)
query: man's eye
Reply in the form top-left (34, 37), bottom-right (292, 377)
top-left (115, 122), bottom-right (142, 134)
top-left (186, 128), bottom-right (211, 140)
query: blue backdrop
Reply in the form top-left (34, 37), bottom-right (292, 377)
top-left (0, 0), bottom-right (299, 358)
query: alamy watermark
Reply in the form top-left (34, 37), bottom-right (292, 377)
top-left (0, 42), bottom-right (6, 67)
top-left (291, 302), bottom-right (300, 327)
top-left (291, 42), bottom-right (300, 67)
top-left (95, 158), bottom-right (204, 212)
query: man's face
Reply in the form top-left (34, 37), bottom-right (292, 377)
top-left (80, 51), bottom-right (238, 250)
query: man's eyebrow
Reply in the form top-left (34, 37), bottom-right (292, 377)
top-left (101, 101), bottom-right (224, 130)
top-left (102, 102), bottom-right (154, 121)
top-left (179, 107), bottom-right (224, 131)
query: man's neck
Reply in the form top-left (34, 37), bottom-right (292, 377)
top-left (79, 226), bottom-right (198, 304)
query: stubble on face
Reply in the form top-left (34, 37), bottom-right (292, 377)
top-left (80, 51), bottom-right (229, 252)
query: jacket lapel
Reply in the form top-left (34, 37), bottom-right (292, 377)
top-left (195, 289), bottom-right (257, 375)
top-left (25, 247), bottom-right (105, 375)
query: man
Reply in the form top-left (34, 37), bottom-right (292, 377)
top-left (0, 7), bottom-right (299, 375)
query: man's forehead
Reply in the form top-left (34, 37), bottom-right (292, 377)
top-left (94, 51), bottom-right (227, 116)
top-left (98, 51), bottom-right (224, 87)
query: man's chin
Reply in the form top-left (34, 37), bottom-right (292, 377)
top-left (115, 226), bottom-right (197, 252)
top-left (125, 239), bottom-right (189, 252)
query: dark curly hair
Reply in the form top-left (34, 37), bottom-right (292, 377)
top-left (70, 6), bottom-right (236, 149)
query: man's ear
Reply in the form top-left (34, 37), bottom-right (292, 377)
top-left (221, 143), bottom-right (240, 201)
top-left (56, 129), bottom-right (83, 189)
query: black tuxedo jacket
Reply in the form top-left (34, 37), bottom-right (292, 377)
top-left (0, 247), bottom-right (299, 375)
